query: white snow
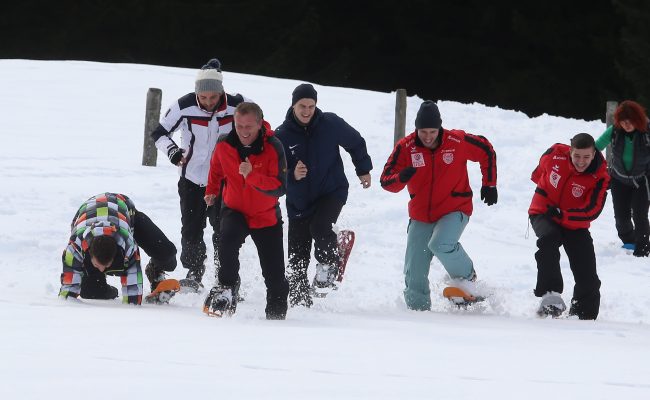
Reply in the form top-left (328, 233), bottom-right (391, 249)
top-left (1, 60), bottom-right (649, 399)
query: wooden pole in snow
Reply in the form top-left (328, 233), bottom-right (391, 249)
top-left (394, 89), bottom-right (407, 146)
top-left (605, 101), bottom-right (618, 166)
top-left (142, 88), bottom-right (162, 167)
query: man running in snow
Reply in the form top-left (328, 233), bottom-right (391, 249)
top-left (381, 101), bottom-right (498, 311)
top-left (203, 102), bottom-right (289, 319)
top-left (59, 193), bottom-right (177, 305)
top-left (529, 133), bottom-right (610, 319)
top-left (150, 58), bottom-right (250, 289)
top-left (274, 83), bottom-right (373, 307)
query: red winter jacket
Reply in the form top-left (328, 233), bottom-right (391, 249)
top-left (381, 129), bottom-right (497, 223)
top-left (528, 143), bottom-right (610, 230)
top-left (206, 121), bottom-right (287, 229)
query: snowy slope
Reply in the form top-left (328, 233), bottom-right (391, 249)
top-left (0, 60), bottom-right (648, 399)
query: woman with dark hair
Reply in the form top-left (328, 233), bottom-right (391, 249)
top-left (595, 100), bottom-right (650, 257)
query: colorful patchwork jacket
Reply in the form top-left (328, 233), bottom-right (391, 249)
top-left (59, 193), bottom-right (143, 305)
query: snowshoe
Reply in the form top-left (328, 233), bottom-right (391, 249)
top-left (144, 279), bottom-right (181, 304)
top-left (310, 230), bottom-right (355, 298)
top-left (443, 286), bottom-right (485, 307)
top-left (536, 292), bottom-right (566, 318)
top-left (203, 285), bottom-right (238, 317)
top-left (179, 266), bottom-right (205, 293)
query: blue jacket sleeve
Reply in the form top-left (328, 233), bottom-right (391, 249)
top-left (333, 114), bottom-right (373, 175)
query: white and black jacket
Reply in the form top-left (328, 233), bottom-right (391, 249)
top-left (152, 92), bottom-right (249, 186)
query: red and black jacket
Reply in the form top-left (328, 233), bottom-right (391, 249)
top-left (528, 143), bottom-right (610, 230)
top-left (206, 121), bottom-right (287, 229)
top-left (381, 129), bottom-right (497, 223)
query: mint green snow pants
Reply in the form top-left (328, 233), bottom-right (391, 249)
top-left (404, 212), bottom-right (474, 310)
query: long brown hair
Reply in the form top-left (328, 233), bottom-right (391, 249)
top-left (614, 100), bottom-right (649, 133)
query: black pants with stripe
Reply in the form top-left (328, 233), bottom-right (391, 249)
top-left (530, 214), bottom-right (601, 320)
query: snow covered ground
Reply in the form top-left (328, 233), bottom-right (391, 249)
top-left (1, 60), bottom-right (648, 399)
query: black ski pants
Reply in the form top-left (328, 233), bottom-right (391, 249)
top-left (217, 207), bottom-right (289, 316)
top-left (178, 177), bottom-right (220, 271)
top-left (530, 214), bottom-right (601, 320)
top-left (81, 210), bottom-right (177, 298)
top-left (287, 195), bottom-right (344, 302)
top-left (610, 177), bottom-right (650, 245)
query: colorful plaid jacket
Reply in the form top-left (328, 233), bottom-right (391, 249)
top-left (59, 193), bottom-right (143, 305)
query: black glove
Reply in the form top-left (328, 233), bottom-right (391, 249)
top-left (633, 235), bottom-right (650, 257)
top-left (399, 167), bottom-right (417, 183)
top-left (545, 205), bottom-right (562, 219)
top-left (168, 145), bottom-right (183, 165)
top-left (480, 186), bottom-right (498, 206)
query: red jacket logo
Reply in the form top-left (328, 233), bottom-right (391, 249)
top-left (550, 171), bottom-right (561, 188)
top-left (571, 184), bottom-right (585, 198)
top-left (442, 152), bottom-right (454, 165)
top-left (411, 153), bottom-right (425, 167)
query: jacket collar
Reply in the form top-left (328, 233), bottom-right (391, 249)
top-left (226, 124), bottom-right (267, 159)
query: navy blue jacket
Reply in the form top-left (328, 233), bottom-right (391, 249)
top-left (275, 107), bottom-right (373, 218)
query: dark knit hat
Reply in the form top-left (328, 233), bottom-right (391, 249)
top-left (292, 83), bottom-right (317, 105)
top-left (415, 100), bottom-right (442, 129)
top-left (195, 58), bottom-right (224, 93)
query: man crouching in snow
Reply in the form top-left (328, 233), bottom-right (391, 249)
top-left (380, 100), bottom-right (498, 311)
top-left (59, 193), bottom-right (177, 305)
top-left (529, 133), bottom-right (610, 319)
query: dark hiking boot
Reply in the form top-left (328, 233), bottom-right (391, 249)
top-left (145, 260), bottom-right (167, 292)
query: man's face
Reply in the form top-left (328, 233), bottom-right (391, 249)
top-left (234, 112), bottom-right (262, 146)
top-left (292, 99), bottom-right (316, 125)
top-left (197, 91), bottom-right (221, 112)
top-left (570, 147), bottom-right (595, 173)
top-left (90, 256), bottom-right (111, 272)
top-left (417, 128), bottom-right (440, 149)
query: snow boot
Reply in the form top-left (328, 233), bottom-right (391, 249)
top-left (266, 299), bottom-right (288, 320)
top-left (537, 292), bottom-right (566, 318)
top-left (633, 234), bottom-right (650, 257)
top-left (145, 260), bottom-right (167, 292)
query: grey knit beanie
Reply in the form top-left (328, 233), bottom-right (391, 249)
top-left (195, 58), bottom-right (224, 93)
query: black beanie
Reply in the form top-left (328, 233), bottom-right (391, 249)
top-left (415, 100), bottom-right (442, 129)
top-left (292, 83), bottom-right (318, 105)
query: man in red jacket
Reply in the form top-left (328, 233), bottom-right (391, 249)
top-left (529, 133), bottom-right (610, 319)
top-left (381, 101), bottom-right (498, 311)
top-left (203, 102), bottom-right (289, 319)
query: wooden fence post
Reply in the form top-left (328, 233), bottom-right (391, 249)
top-left (142, 88), bottom-right (162, 167)
top-left (394, 89), bottom-right (407, 146)
top-left (605, 100), bottom-right (618, 166)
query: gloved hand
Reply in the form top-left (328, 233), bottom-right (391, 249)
top-left (480, 186), bottom-right (498, 206)
top-left (545, 205), bottom-right (562, 220)
top-left (168, 145), bottom-right (184, 165)
top-left (633, 235), bottom-right (650, 257)
top-left (399, 167), bottom-right (417, 183)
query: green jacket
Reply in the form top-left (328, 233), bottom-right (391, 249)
top-left (595, 125), bottom-right (634, 171)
